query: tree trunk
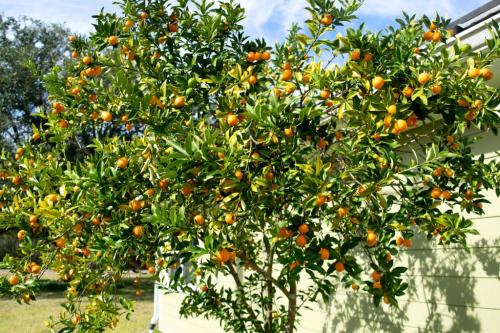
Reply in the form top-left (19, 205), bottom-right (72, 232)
top-left (286, 281), bottom-right (297, 333)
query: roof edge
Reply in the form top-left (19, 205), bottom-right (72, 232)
top-left (448, 1), bottom-right (500, 33)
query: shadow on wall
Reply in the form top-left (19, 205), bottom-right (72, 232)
top-left (323, 232), bottom-right (500, 333)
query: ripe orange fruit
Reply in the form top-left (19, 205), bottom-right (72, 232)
top-left (262, 51), bottom-right (271, 61)
top-left (407, 113), bottom-right (417, 127)
top-left (254, 52), bottom-right (262, 61)
top-left (227, 114), bottom-right (239, 127)
top-left (8, 275), bottom-right (19, 286)
top-left (464, 110), bottom-right (475, 121)
top-left (125, 19), bottom-right (134, 28)
top-left (298, 224), bottom-right (309, 235)
top-left (423, 31), bottom-right (433, 41)
top-left (338, 207), bottom-right (348, 217)
top-left (418, 72), bottom-right (431, 85)
top-left (278, 227), bottom-right (292, 238)
top-left (350, 49), bottom-right (361, 61)
top-left (246, 51), bottom-right (256, 62)
top-left (91, 217), bottom-right (101, 226)
top-left (441, 190), bottom-right (452, 200)
top-left (319, 248), bottom-right (330, 260)
top-left (55, 237), bottom-right (66, 248)
top-left (248, 75), bottom-right (257, 85)
top-left (225, 213), bottom-right (235, 224)
top-left (194, 214), bottom-right (205, 225)
top-left (52, 101), bottom-right (65, 113)
top-left (457, 98), bottom-right (470, 108)
top-left (372, 76), bottom-right (385, 90)
top-left (315, 194), bottom-right (326, 206)
top-left (320, 14), bottom-right (333, 26)
top-left (402, 86), bottom-right (414, 98)
top-left (352, 283), bottom-right (359, 291)
top-left (158, 179), bottom-right (169, 189)
top-left (295, 235), bottom-right (307, 247)
top-left (385, 251), bottom-right (392, 262)
top-left (433, 167), bottom-right (443, 177)
top-left (11, 175), bottom-right (21, 186)
top-left (217, 248), bottom-right (230, 263)
top-left (468, 68), bottom-right (480, 79)
top-left (132, 225), bottom-right (145, 238)
top-left (82, 56), bottom-right (92, 65)
top-left (108, 36), bottom-right (119, 46)
top-left (46, 194), bottom-right (58, 203)
top-left (32, 132), bottom-right (40, 141)
top-left (413, 47), bottom-right (420, 54)
top-left (335, 261), bottom-right (345, 273)
top-left (234, 169), bottom-right (244, 180)
top-left (117, 157), bottom-right (129, 169)
top-left (30, 263), bottom-right (41, 274)
top-left (145, 188), bottom-right (155, 197)
top-left (479, 68), bottom-right (493, 80)
top-left (432, 31), bottom-right (441, 42)
top-left (464, 190), bottom-right (474, 201)
top-left (430, 84), bottom-right (442, 94)
top-left (289, 261), bottom-right (300, 270)
top-left (403, 239), bottom-right (413, 248)
top-left (265, 171), bottom-right (274, 182)
top-left (17, 230), bottom-right (26, 240)
top-left (140, 11), bottom-right (148, 20)
top-left (317, 137), bottom-right (327, 149)
top-left (364, 52), bottom-right (374, 61)
top-left (148, 266), bottom-right (156, 274)
top-left (174, 96), bottom-right (185, 108)
top-left (101, 111), bottom-right (112, 122)
top-left (281, 69), bottom-right (292, 81)
top-left (384, 115), bottom-right (392, 128)
top-left (431, 187), bottom-right (442, 199)
top-left (394, 119), bottom-right (408, 133)
top-left (429, 22), bottom-right (438, 31)
top-left (367, 231), bottom-right (377, 247)
top-left (130, 200), bottom-right (142, 211)
top-left (319, 89), bottom-right (330, 100)
top-left (387, 105), bottom-right (397, 115)
top-left (68, 35), bottom-right (76, 42)
top-left (168, 23), bottom-right (179, 32)
top-left (445, 168), bottom-right (454, 178)
top-left (71, 50), bottom-right (78, 59)
top-left (284, 127), bottom-right (293, 138)
top-left (371, 271), bottom-right (382, 281)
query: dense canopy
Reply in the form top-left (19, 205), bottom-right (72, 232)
top-left (0, 0), bottom-right (499, 332)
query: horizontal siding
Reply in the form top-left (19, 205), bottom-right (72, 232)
top-left (159, 293), bottom-right (226, 333)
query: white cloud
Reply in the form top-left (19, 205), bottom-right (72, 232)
top-left (0, 0), bottom-right (491, 39)
top-left (0, 0), bottom-right (118, 34)
top-left (236, 0), bottom-right (307, 42)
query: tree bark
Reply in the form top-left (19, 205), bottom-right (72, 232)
top-left (286, 281), bottom-right (297, 333)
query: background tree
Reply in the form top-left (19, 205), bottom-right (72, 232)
top-left (0, 14), bottom-right (69, 151)
top-left (0, 0), bottom-right (499, 333)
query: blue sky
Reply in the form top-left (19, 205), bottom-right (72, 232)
top-left (0, 0), bottom-right (491, 42)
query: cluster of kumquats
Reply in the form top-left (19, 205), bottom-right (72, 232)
top-left (0, 0), bottom-right (499, 332)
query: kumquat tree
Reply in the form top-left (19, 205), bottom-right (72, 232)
top-left (1, 0), bottom-right (499, 332)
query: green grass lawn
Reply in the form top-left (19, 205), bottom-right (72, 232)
top-left (0, 272), bottom-right (156, 333)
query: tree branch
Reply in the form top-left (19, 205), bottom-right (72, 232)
top-left (227, 264), bottom-right (265, 333)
